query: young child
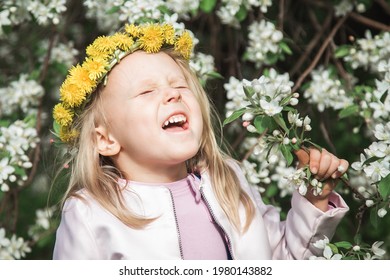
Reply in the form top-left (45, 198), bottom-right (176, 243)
top-left (52, 23), bottom-right (349, 260)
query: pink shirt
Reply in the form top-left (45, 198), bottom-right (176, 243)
top-left (144, 174), bottom-right (229, 260)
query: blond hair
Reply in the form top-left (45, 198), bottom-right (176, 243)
top-left (62, 49), bottom-right (255, 232)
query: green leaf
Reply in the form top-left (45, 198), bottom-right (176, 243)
top-left (378, 173), bottom-right (390, 200)
top-left (106, 6), bottom-right (121, 14)
top-left (353, 234), bottom-right (362, 245)
top-left (243, 85), bottom-right (255, 99)
top-left (223, 108), bottom-right (246, 126)
top-left (280, 144), bottom-right (294, 166)
top-left (235, 5), bottom-right (247, 22)
top-left (370, 207), bottom-right (379, 229)
top-left (328, 243), bottom-right (339, 254)
top-left (265, 184), bottom-right (278, 198)
top-left (338, 105), bottom-right (359, 119)
top-left (334, 241), bottom-right (353, 249)
top-left (254, 115), bottom-right (276, 134)
top-left (53, 120), bottom-right (61, 135)
top-left (273, 114), bottom-right (289, 133)
top-left (334, 45), bottom-right (350, 58)
top-left (207, 71), bottom-right (224, 79)
top-left (200, 0), bottom-right (217, 13)
top-left (362, 156), bottom-right (380, 166)
top-left (279, 41), bottom-right (292, 55)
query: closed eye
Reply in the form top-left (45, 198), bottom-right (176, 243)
top-left (139, 90), bottom-right (154, 96)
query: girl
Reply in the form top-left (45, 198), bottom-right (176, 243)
top-left (52, 23), bottom-right (349, 260)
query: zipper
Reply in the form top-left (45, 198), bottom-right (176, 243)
top-left (167, 188), bottom-right (184, 260)
top-left (199, 181), bottom-right (235, 260)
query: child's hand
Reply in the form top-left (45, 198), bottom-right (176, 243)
top-left (294, 147), bottom-right (349, 211)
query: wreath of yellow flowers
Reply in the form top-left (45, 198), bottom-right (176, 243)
top-left (52, 22), bottom-right (193, 144)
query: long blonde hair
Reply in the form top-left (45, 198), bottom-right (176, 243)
top-left (62, 49), bottom-right (255, 232)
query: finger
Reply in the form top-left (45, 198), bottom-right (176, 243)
top-left (316, 151), bottom-right (332, 178)
top-left (323, 155), bottom-right (341, 180)
top-left (294, 149), bottom-right (310, 168)
top-left (308, 148), bottom-right (321, 175)
top-left (331, 159), bottom-right (349, 179)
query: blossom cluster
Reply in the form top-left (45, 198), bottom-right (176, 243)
top-left (0, 0), bottom-right (67, 35)
top-left (224, 69), bottom-right (321, 196)
top-left (39, 40), bottom-right (79, 69)
top-left (0, 74), bottom-right (44, 117)
top-left (303, 66), bottom-right (354, 112)
top-left (0, 120), bottom-right (40, 192)
top-left (0, 228), bottom-right (31, 259)
top-left (309, 235), bottom-right (387, 260)
top-left (342, 31), bottom-right (390, 73)
top-left (216, 0), bottom-right (273, 28)
top-left (240, 137), bottom-right (296, 198)
top-left (28, 206), bottom-right (57, 242)
top-left (333, 0), bottom-right (367, 17)
top-left (246, 20), bottom-right (284, 68)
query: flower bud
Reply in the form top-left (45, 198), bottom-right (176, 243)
top-left (272, 130), bottom-right (280, 136)
top-left (353, 245), bottom-right (360, 252)
top-left (378, 208), bottom-right (387, 218)
top-left (365, 200), bottom-right (374, 207)
top-left (289, 98), bottom-right (298, 106)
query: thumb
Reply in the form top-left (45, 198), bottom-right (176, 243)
top-left (294, 148), bottom-right (309, 168)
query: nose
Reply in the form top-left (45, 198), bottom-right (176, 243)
top-left (163, 87), bottom-right (182, 104)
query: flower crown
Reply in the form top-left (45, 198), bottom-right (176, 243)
top-left (52, 22), bottom-right (193, 144)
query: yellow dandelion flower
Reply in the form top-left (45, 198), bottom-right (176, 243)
top-left (138, 24), bottom-right (164, 53)
top-left (162, 24), bottom-right (175, 45)
top-left (59, 127), bottom-right (79, 143)
top-left (125, 24), bottom-right (141, 37)
top-left (53, 103), bottom-right (74, 127)
top-left (174, 31), bottom-right (193, 60)
top-left (86, 43), bottom-right (111, 59)
top-left (91, 35), bottom-right (118, 53)
top-left (111, 32), bottom-right (134, 51)
top-left (82, 57), bottom-right (108, 81)
top-left (68, 64), bottom-right (97, 94)
top-left (60, 79), bottom-right (87, 108)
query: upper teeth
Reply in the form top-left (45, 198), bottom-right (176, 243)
top-left (163, 114), bottom-right (187, 127)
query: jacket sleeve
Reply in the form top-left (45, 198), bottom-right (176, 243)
top-left (52, 198), bottom-right (100, 260)
top-left (231, 160), bottom-right (349, 259)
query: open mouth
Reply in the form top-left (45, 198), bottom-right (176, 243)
top-left (162, 114), bottom-right (189, 131)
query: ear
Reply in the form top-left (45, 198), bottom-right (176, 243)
top-left (95, 125), bottom-right (121, 157)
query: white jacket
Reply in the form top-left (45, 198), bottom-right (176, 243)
top-left (53, 163), bottom-right (349, 260)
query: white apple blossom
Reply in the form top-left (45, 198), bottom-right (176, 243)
top-left (165, 0), bottom-right (200, 19)
top-left (371, 241), bottom-right (386, 258)
top-left (84, 0), bottom-right (122, 30)
top-left (363, 161), bottom-right (390, 182)
top-left (343, 31), bottom-right (390, 73)
top-left (303, 66), bottom-right (354, 112)
top-left (259, 99), bottom-right (283, 116)
top-left (0, 228), bottom-right (31, 260)
top-left (189, 52), bottom-right (217, 84)
top-left (286, 168), bottom-right (308, 196)
top-left (334, 0), bottom-right (354, 17)
top-left (0, 74), bottom-right (44, 117)
top-left (27, 0), bottom-right (67, 25)
top-left (246, 20), bottom-right (283, 67)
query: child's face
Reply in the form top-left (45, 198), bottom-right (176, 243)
top-left (96, 51), bottom-right (203, 181)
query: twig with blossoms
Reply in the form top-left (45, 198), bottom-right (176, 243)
top-left (223, 71), bottom-right (337, 197)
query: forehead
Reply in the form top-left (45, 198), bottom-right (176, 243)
top-left (107, 51), bottom-right (186, 85)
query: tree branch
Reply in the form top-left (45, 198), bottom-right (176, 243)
top-left (349, 12), bottom-right (390, 32)
top-left (292, 15), bottom-right (349, 93)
